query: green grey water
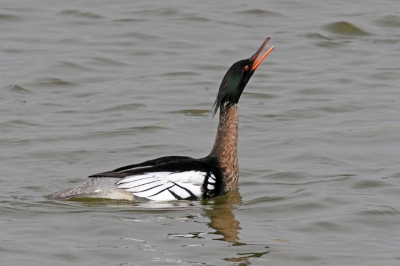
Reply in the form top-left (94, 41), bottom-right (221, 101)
top-left (1, 0), bottom-right (400, 265)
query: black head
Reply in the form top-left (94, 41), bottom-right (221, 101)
top-left (212, 38), bottom-right (274, 116)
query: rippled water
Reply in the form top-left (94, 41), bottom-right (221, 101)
top-left (1, 1), bottom-right (400, 265)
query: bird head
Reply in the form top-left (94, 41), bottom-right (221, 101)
top-left (213, 38), bottom-right (274, 116)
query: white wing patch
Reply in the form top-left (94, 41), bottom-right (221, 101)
top-left (116, 171), bottom-right (207, 201)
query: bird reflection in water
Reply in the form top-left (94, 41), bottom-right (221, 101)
top-left (71, 189), bottom-right (270, 263)
top-left (203, 190), bottom-right (270, 263)
top-left (202, 189), bottom-right (243, 243)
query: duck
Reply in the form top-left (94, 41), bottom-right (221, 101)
top-left (50, 38), bottom-right (274, 201)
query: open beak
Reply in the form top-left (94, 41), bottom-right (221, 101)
top-left (250, 38), bottom-right (274, 71)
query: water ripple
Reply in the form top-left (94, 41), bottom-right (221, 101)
top-left (323, 21), bottom-right (371, 36)
top-left (375, 15), bottom-right (400, 28)
top-left (3, 84), bottom-right (33, 95)
top-left (235, 8), bottom-right (282, 17)
top-left (58, 10), bottom-right (104, 19)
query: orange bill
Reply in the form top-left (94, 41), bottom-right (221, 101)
top-left (250, 38), bottom-right (274, 70)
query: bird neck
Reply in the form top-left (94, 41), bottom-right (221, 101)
top-left (209, 103), bottom-right (239, 192)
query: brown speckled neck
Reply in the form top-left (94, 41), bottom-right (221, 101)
top-left (209, 103), bottom-right (239, 193)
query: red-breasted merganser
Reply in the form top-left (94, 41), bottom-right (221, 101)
top-left (50, 38), bottom-right (274, 201)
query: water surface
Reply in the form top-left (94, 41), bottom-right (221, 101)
top-left (1, 0), bottom-right (400, 265)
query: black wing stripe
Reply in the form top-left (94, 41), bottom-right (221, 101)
top-left (129, 183), bottom-right (166, 193)
top-left (118, 175), bottom-right (157, 185)
top-left (113, 156), bottom-right (195, 172)
top-left (172, 182), bottom-right (198, 199)
top-left (167, 188), bottom-right (183, 200)
top-left (147, 185), bottom-right (175, 197)
top-left (123, 179), bottom-right (160, 189)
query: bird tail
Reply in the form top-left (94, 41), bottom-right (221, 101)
top-left (49, 178), bottom-right (134, 201)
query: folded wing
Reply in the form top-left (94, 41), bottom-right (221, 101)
top-left (117, 171), bottom-right (209, 201)
top-left (89, 156), bottom-right (220, 201)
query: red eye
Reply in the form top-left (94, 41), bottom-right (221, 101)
top-left (244, 65), bottom-right (249, 71)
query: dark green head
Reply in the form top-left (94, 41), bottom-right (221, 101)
top-left (212, 38), bottom-right (274, 116)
